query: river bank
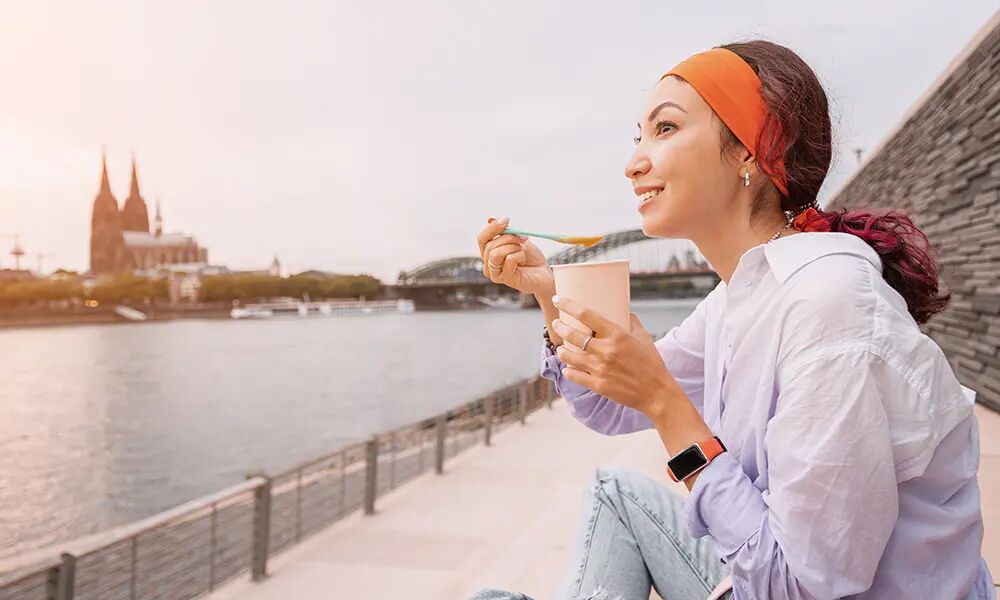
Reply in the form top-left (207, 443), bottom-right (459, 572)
top-left (0, 304), bottom-right (231, 329)
top-left (0, 302), bottom-right (509, 329)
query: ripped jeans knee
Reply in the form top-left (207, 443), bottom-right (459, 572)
top-left (467, 590), bottom-right (534, 600)
top-left (468, 587), bottom-right (623, 600)
top-left (572, 586), bottom-right (626, 600)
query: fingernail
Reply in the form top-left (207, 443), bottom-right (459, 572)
top-left (551, 295), bottom-right (560, 305)
top-left (499, 216), bottom-right (509, 225)
top-left (519, 236), bottom-right (528, 242)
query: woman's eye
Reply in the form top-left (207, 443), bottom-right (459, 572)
top-left (655, 120), bottom-right (676, 135)
top-left (634, 121), bottom-right (676, 144)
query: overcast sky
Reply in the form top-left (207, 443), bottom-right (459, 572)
top-left (0, 1), bottom-right (996, 280)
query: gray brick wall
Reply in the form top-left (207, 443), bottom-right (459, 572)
top-left (826, 15), bottom-right (1000, 410)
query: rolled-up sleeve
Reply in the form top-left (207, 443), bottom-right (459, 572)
top-left (540, 287), bottom-right (714, 435)
top-left (541, 341), bottom-right (653, 434)
top-left (684, 347), bottom-right (903, 599)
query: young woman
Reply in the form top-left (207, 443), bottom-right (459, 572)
top-left (472, 40), bottom-right (995, 600)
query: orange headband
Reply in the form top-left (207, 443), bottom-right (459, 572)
top-left (661, 48), bottom-right (788, 197)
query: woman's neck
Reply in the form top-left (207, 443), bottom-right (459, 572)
top-left (692, 217), bottom-right (800, 285)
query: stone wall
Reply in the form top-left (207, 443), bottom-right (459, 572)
top-left (825, 11), bottom-right (1000, 411)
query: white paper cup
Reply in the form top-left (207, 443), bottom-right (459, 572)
top-left (551, 259), bottom-right (630, 350)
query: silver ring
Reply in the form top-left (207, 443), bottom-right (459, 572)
top-left (582, 334), bottom-right (594, 351)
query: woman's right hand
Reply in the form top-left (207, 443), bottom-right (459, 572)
top-left (476, 217), bottom-right (555, 297)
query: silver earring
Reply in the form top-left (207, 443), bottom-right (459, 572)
top-left (743, 172), bottom-right (750, 188)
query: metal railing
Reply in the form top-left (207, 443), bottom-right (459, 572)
top-left (0, 375), bottom-right (556, 600)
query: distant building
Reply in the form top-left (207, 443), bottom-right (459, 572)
top-left (683, 249), bottom-right (708, 271)
top-left (160, 263), bottom-right (229, 303)
top-left (89, 153), bottom-right (208, 275)
top-left (230, 256), bottom-right (287, 278)
top-left (666, 254), bottom-right (681, 272)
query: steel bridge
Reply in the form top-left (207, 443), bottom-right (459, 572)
top-left (389, 229), bottom-right (719, 309)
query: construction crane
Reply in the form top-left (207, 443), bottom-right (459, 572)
top-left (0, 234), bottom-right (25, 270)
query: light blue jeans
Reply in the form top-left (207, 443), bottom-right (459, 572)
top-left (469, 468), bottom-right (732, 600)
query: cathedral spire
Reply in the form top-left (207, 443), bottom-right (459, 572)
top-left (121, 152), bottom-right (151, 232)
top-left (91, 149), bottom-right (130, 275)
top-left (129, 153), bottom-right (141, 199)
top-left (99, 147), bottom-right (112, 196)
top-left (154, 197), bottom-right (163, 236)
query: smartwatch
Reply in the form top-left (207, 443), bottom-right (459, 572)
top-left (667, 436), bottom-right (727, 483)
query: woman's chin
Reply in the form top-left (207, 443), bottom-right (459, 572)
top-left (640, 211), bottom-right (681, 238)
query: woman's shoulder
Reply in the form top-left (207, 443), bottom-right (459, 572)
top-left (772, 250), bottom-right (969, 407)
top-left (779, 250), bottom-right (880, 302)
top-left (771, 254), bottom-right (972, 480)
top-left (774, 253), bottom-right (883, 334)
top-left (771, 251), bottom-right (925, 371)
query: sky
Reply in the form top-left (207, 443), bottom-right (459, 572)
top-left (0, 1), bottom-right (997, 281)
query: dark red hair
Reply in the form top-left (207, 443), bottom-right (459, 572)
top-left (717, 40), bottom-right (950, 324)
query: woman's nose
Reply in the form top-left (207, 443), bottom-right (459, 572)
top-left (624, 151), bottom-right (651, 180)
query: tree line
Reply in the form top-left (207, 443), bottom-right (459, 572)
top-left (0, 273), bottom-right (384, 307)
top-left (199, 273), bottom-right (383, 302)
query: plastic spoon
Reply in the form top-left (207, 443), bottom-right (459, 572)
top-left (502, 227), bottom-right (604, 248)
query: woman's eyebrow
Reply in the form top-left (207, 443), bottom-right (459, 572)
top-left (637, 101), bottom-right (687, 128)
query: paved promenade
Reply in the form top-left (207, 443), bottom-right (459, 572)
top-left (210, 400), bottom-right (1000, 600)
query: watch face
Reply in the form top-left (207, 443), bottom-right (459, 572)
top-left (669, 445), bottom-right (708, 479)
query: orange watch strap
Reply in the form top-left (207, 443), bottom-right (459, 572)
top-left (700, 437), bottom-right (726, 462)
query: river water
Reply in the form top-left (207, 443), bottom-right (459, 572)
top-left (0, 298), bottom-right (699, 559)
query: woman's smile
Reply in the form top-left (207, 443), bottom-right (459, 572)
top-left (635, 186), bottom-right (664, 213)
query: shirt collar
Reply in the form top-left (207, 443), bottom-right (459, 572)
top-left (762, 232), bottom-right (883, 284)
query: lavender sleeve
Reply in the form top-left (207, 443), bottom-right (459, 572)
top-left (540, 287), bottom-right (715, 436)
top-left (540, 341), bottom-right (653, 434)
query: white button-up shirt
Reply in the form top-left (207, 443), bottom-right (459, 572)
top-left (542, 231), bottom-right (995, 599)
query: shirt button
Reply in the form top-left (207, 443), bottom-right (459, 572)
top-left (742, 280), bottom-right (752, 287)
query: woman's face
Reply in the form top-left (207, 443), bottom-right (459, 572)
top-left (624, 75), bottom-right (745, 240)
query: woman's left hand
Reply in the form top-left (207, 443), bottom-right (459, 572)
top-left (550, 296), bottom-right (687, 417)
